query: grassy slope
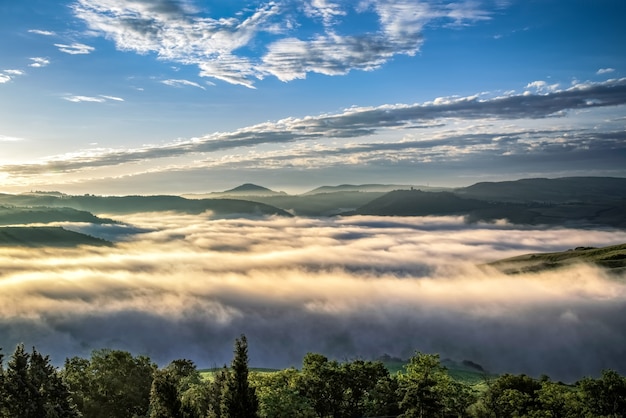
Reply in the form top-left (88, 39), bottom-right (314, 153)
top-left (488, 243), bottom-right (626, 274)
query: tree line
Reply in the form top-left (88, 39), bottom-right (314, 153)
top-left (1, 335), bottom-right (625, 417)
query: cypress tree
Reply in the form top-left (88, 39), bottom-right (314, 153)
top-left (222, 335), bottom-right (258, 418)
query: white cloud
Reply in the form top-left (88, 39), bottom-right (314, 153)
top-left (28, 29), bottom-right (56, 36)
top-left (161, 79), bottom-right (206, 90)
top-left (100, 95), bottom-right (125, 101)
top-left (525, 80), bottom-right (559, 93)
top-left (597, 67), bottom-right (615, 75)
top-left (0, 74), bottom-right (11, 84)
top-left (70, 0), bottom-right (494, 87)
top-left (54, 42), bottom-right (95, 54)
top-left (0, 135), bottom-right (24, 142)
top-left (29, 57), bottom-right (50, 68)
top-left (63, 95), bottom-right (107, 103)
top-left (4, 69), bottom-right (25, 76)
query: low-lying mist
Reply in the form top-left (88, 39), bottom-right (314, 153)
top-left (2, 214), bottom-right (626, 381)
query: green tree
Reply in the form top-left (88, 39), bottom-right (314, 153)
top-left (251, 368), bottom-right (316, 418)
top-left (396, 352), bottom-right (475, 418)
top-left (1, 344), bottom-right (79, 418)
top-left (221, 335), bottom-right (259, 418)
top-left (579, 369), bottom-right (626, 417)
top-left (479, 373), bottom-right (541, 418)
top-left (62, 349), bottom-right (156, 418)
top-left (149, 359), bottom-right (206, 418)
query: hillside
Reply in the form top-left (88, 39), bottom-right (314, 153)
top-left (455, 177), bottom-right (626, 203)
top-left (0, 194), bottom-right (291, 217)
top-left (488, 243), bottom-right (626, 274)
top-left (0, 226), bottom-right (111, 247)
top-left (0, 206), bottom-right (116, 225)
top-left (353, 190), bottom-right (492, 216)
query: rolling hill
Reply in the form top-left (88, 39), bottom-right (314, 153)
top-left (0, 226), bottom-right (111, 247)
top-left (488, 243), bottom-right (626, 274)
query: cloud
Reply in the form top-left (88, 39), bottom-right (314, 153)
top-left (28, 29), bottom-right (57, 36)
top-left (1, 214), bottom-right (625, 381)
top-left (63, 95), bottom-right (124, 103)
top-left (0, 74), bottom-right (11, 84)
top-left (161, 79), bottom-right (206, 90)
top-left (3, 77), bottom-right (626, 177)
top-left (29, 57), bottom-right (50, 68)
top-left (597, 67), bottom-right (615, 75)
top-left (54, 42), bottom-right (95, 54)
top-left (0, 135), bottom-right (24, 142)
top-left (70, 0), bottom-right (495, 86)
top-left (4, 69), bottom-right (25, 76)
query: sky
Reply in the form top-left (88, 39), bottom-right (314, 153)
top-left (1, 0), bottom-right (625, 194)
top-left (3, 214), bottom-right (626, 380)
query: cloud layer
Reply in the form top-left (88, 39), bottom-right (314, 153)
top-left (2, 77), bottom-right (625, 184)
top-left (1, 214), bottom-right (626, 381)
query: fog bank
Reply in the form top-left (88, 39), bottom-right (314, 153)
top-left (1, 214), bottom-right (625, 381)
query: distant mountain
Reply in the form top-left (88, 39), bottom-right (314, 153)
top-left (455, 177), bottom-right (626, 203)
top-left (0, 226), bottom-right (111, 247)
top-left (354, 190), bottom-right (491, 216)
top-left (223, 183), bottom-right (276, 194)
top-left (487, 243), bottom-right (626, 274)
top-left (303, 184), bottom-right (449, 195)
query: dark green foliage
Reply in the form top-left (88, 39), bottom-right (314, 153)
top-left (298, 353), bottom-right (399, 418)
top-left (579, 370), bottom-right (626, 417)
top-left (222, 335), bottom-right (259, 418)
top-left (0, 226), bottom-right (111, 247)
top-left (61, 349), bottom-right (156, 418)
top-left (396, 352), bottom-right (475, 418)
top-left (149, 359), bottom-right (208, 418)
top-left (251, 368), bottom-right (316, 418)
top-left (0, 344), bottom-right (79, 418)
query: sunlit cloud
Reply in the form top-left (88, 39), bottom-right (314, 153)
top-left (4, 69), bottom-right (25, 76)
top-left (2, 77), bottom-right (626, 179)
top-left (0, 135), bottom-right (24, 142)
top-left (54, 42), bottom-right (95, 54)
top-left (99, 95), bottom-right (124, 102)
top-left (29, 57), bottom-right (50, 68)
top-left (1, 214), bottom-right (625, 381)
top-left (0, 74), bottom-right (11, 84)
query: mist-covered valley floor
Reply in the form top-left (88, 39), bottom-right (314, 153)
top-left (2, 213), bottom-right (626, 382)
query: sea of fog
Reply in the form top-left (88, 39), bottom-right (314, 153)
top-left (2, 214), bottom-right (626, 381)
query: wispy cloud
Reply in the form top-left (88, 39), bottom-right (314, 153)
top-left (54, 42), bottom-right (95, 54)
top-left (1, 214), bottom-right (625, 379)
top-left (70, 0), bottom-right (495, 87)
top-left (28, 29), bottom-right (56, 36)
top-left (99, 95), bottom-right (125, 101)
top-left (64, 95), bottom-right (125, 103)
top-left (29, 57), bottom-right (50, 68)
top-left (161, 79), bottom-right (206, 90)
top-left (0, 74), bottom-right (11, 84)
top-left (597, 68), bottom-right (615, 75)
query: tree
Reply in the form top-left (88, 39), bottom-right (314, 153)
top-left (396, 352), bottom-right (475, 418)
top-left (579, 369), bottom-right (626, 417)
top-left (149, 359), bottom-right (206, 418)
top-left (479, 373), bottom-right (542, 418)
top-left (62, 349), bottom-right (156, 418)
top-left (1, 344), bottom-right (79, 418)
top-left (221, 335), bottom-right (259, 418)
top-left (251, 368), bottom-right (316, 418)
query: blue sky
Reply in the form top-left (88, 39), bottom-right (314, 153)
top-left (1, 0), bottom-right (625, 194)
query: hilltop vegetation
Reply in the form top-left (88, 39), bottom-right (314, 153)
top-left (2, 338), bottom-right (625, 418)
